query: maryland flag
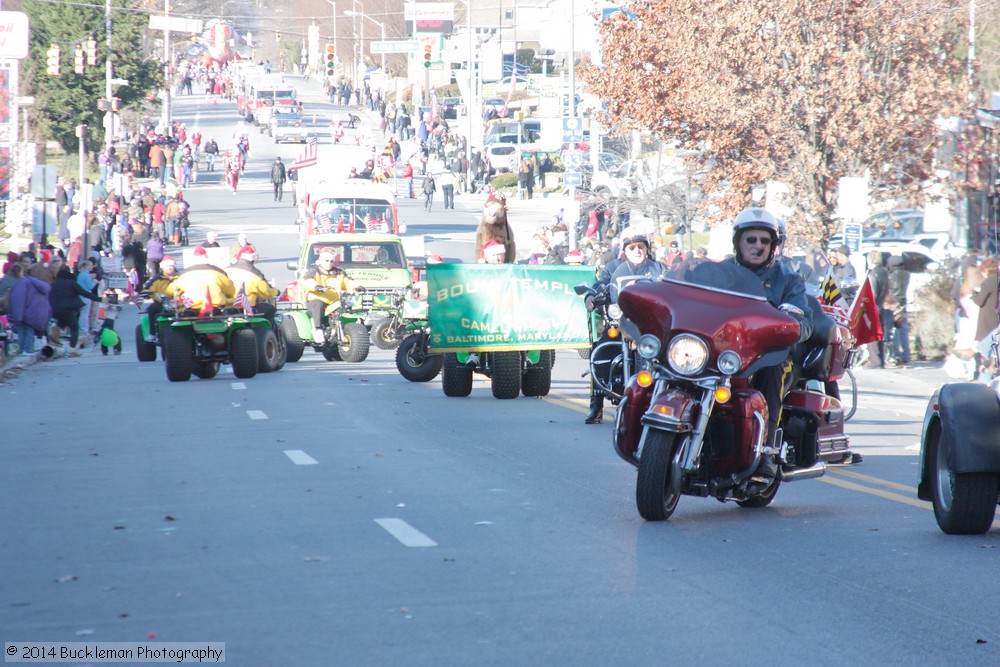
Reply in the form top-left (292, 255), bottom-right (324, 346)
top-left (818, 274), bottom-right (849, 327)
top-left (848, 275), bottom-right (884, 345)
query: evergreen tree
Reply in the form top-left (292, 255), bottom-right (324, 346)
top-left (24, 0), bottom-right (163, 152)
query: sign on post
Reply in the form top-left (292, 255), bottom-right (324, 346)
top-left (371, 40), bottom-right (420, 54)
top-left (843, 223), bottom-right (864, 254)
top-left (0, 11), bottom-right (30, 59)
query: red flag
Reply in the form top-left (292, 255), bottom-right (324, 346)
top-left (198, 286), bottom-right (213, 319)
top-left (848, 274), bottom-right (883, 346)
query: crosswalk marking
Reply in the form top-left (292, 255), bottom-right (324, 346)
top-left (374, 518), bottom-right (438, 547)
top-left (284, 449), bottom-right (318, 465)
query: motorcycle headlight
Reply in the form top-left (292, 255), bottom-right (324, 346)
top-left (717, 350), bottom-right (742, 375)
top-left (667, 334), bottom-right (708, 376)
top-left (607, 304), bottom-right (623, 320)
top-left (636, 334), bottom-right (661, 360)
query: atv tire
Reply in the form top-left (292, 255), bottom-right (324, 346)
top-left (281, 317), bottom-right (305, 362)
top-left (339, 322), bottom-right (370, 363)
top-left (396, 333), bottom-right (443, 382)
top-left (491, 351), bottom-right (522, 400)
top-left (163, 329), bottom-right (193, 382)
top-left (371, 318), bottom-right (402, 351)
top-left (193, 361), bottom-right (220, 379)
top-left (442, 353), bottom-right (473, 397)
top-left (136, 324), bottom-right (157, 362)
top-left (522, 350), bottom-right (552, 397)
top-left (255, 327), bottom-right (281, 373)
top-left (230, 328), bottom-right (259, 378)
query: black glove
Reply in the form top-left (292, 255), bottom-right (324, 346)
top-left (585, 295), bottom-right (596, 311)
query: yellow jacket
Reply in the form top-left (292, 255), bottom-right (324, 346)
top-left (167, 265), bottom-right (236, 310)
top-left (145, 274), bottom-right (177, 303)
top-left (226, 262), bottom-right (279, 306)
top-left (302, 264), bottom-right (351, 306)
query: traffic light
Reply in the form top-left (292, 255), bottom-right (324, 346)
top-left (74, 44), bottom-right (85, 74)
top-left (325, 43), bottom-right (336, 76)
top-left (46, 45), bottom-right (61, 76)
top-left (85, 37), bottom-right (98, 66)
top-left (423, 41), bottom-right (432, 69)
top-left (111, 97), bottom-right (121, 112)
top-left (75, 124), bottom-right (87, 139)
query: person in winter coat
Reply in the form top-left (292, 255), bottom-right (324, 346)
top-left (7, 265), bottom-right (51, 355)
top-left (165, 246), bottom-right (235, 312)
top-left (302, 250), bottom-right (352, 344)
top-left (49, 265), bottom-right (101, 348)
top-left (225, 245), bottom-right (279, 322)
top-left (270, 157), bottom-right (287, 202)
top-left (886, 255), bottom-right (911, 366)
top-left (146, 231), bottom-right (166, 278)
top-left (422, 173), bottom-right (436, 212)
top-left (865, 250), bottom-right (890, 368)
top-left (971, 257), bottom-right (999, 374)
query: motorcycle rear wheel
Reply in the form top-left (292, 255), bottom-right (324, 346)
top-left (636, 429), bottom-right (682, 521)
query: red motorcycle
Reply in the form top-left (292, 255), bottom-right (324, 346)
top-left (614, 260), bottom-right (857, 520)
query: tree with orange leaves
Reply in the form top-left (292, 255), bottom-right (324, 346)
top-left (583, 0), bottom-right (973, 241)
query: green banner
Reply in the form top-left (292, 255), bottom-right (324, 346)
top-left (428, 264), bottom-right (595, 352)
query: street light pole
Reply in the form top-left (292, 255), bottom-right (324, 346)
top-left (344, 10), bottom-right (385, 73)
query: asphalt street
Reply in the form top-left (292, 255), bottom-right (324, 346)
top-left (2, 77), bottom-right (999, 666)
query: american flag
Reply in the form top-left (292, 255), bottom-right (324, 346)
top-left (317, 212), bottom-right (334, 233)
top-left (291, 137), bottom-right (319, 170)
top-left (233, 284), bottom-right (253, 316)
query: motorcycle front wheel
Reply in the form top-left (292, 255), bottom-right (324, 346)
top-left (636, 429), bottom-right (682, 521)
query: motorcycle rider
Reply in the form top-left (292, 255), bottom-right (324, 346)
top-left (301, 249), bottom-right (352, 345)
top-left (585, 227), bottom-right (666, 424)
top-left (142, 255), bottom-right (178, 341)
top-left (728, 207), bottom-right (813, 483)
top-left (166, 245), bottom-right (236, 313)
top-left (226, 244), bottom-right (279, 323)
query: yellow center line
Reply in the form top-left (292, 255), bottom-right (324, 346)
top-left (818, 476), bottom-right (931, 510)
top-left (826, 467), bottom-right (914, 493)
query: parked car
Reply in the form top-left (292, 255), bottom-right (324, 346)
top-left (440, 97), bottom-right (464, 120)
top-left (271, 116), bottom-right (308, 144)
top-left (482, 97), bottom-right (506, 118)
top-left (484, 143), bottom-right (519, 173)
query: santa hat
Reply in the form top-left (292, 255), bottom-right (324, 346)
top-left (565, 250), bottom-right (584, 264)
top-left (237, 244), bottom-right (258, 262)
top-left (485, 191), bottom-right (507, 208)
top-left (39, 249), bottom-right (52, 265)
top-left (193, 245), bottom-right (208, 258)
top-left (427, 254), bottom-right (444, 264)
top-left (481, 240), bottom-right (506, 261)
top-left (160, 255), bottom-right (176, 267)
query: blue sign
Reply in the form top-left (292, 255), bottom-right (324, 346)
top-left (843, 223), bottom-right (863, 254)
top-left (563, 117), bottom-right (584, 143)
top-left (563, 171), bottom-right (582, 187)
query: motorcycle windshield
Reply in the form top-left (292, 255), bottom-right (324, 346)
top-left (618, 260), bottom-right (800, 371)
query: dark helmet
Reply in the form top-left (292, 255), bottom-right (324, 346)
top-left (732, 207), bottom-right (780, 269)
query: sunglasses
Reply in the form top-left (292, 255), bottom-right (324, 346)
top-left (624, 243), bottom-right (647, 252)
top-left (743, 235), bottom-right (772, 246)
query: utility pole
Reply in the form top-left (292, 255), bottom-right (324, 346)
top-left (104, 0), bottom-right (113, 147)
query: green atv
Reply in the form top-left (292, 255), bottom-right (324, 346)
top-left (277, 287), bottom-right (370, 363)
top-left (136, 299), bottom-right (287, 381)
top-left (440, 349), bottom-right (554, 399)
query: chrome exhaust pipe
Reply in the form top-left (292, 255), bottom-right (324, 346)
top-left (780, 462), bottom-right (826, 482)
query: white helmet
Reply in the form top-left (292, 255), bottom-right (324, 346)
top-left (732, 207), bottom-right (781, 269)
top-left (619, 226), bottom-right (650, 249)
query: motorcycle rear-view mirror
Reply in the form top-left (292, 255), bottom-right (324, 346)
top-left (573, 282), bottom-right (592, 296)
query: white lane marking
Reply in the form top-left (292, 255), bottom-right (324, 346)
top-left (232, 382), bottom-right (246, 390)
top-left (375, 518), bottom-right (438, 547)
top-left (247, 410), bottom-right (268, 420)
top-left (284, 450), bottom-right (318, 465)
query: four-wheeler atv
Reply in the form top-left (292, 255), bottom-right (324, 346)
top-left (278, 287), bottom-right (370, 363)
top-left (440, 349), bottom-right (554, 399)
top-left (136, 298), bottom-right (287, 381)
